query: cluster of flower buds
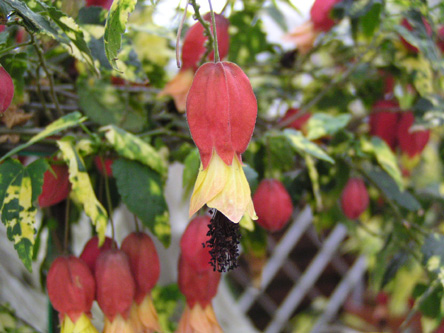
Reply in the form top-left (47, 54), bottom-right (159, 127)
top-left (0, 67), bottom-right (14, 113)
top-left (369, 100), bottom-right (430, 161)
top-left (47, 232), bottom-right (161, 333)
top-left (177, 216), bottom-right (222, 332)
top-left (159, 13), bottom-right (230, 112)
top-left (341, 177), bottom-right (369, 220)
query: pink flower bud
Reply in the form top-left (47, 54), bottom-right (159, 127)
top-left (280, 108), bottom-right (311, 132)
top-left (95, 249), bottom-right (135, 321)
top-left (121, 232), bottom-right (160, 304)
top-left (94, 156), bottom-right (114, 177)
top-left (310, 0), bottom-right (342, 32)
top-left (341, 178), bottom-right (369, 219)
top-left (253, 179), bottom-right (294, 232)
top-left (400, 18), bottom-right (432, 53)
top-left (47, 256), bottom-right (95, 323)
top-left (396, 112), bottom-right (430, 158)
top-left (438, 26), bottom-right (444, 53)
top-left (85, 0), bottom-right (113, 10)
top-left (80, 236), bottom-right (116, 274)
top-left (38, 164), bottom-right (71, 208)
top-left (369, 100), bottom-right (400, 150)
top-left (0, 67), bottom-right (14, 113)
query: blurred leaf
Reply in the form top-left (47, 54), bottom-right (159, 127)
top-left (359, 0), bottom-right (382, 37)
top-left (151, 284), bottom-right (183, 332)
top-left (422, 233), bottom-right (444, 280)
top-left (0, 112), bottom-right (86, 162)
top-left (102, 125), bottom-right (168, 178)
top-left (284, 129), bottom-right (334, 164)
top-left (381, 251), bottom-right (409, 288)
top-left (182, 149), bottom-right (200, 198)
top-left (57, 139), bottom-right (108, 245)
top-left (104, 0), bottom-right (137, 70)
top-left (77, 6), bottom-right (106, 25)
top-left (243, 164), bottom-right (259, 194)
top-left (361, 137), bottom-right (403, 190)
top-left (0, 159), bottom-right (47, 271)
top-left (366, 169), bottom-right (420, 211)
top-left (241, 224), bottom-right (267, 257)
top-left (306, 113), bottom-right (351, 141)
top-left (305, 155), bottom-right (322, 210)
top-left (412, 283), bottom-right (443, 318)
top-left (266, 134), bottom-right (295, 172)
top-left (113, 158), bottom-right (170, 247)
top-left (262, 4), bottom-right (287, 31)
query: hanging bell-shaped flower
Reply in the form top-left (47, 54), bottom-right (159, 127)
top-left (47, 256), bottom-right (98, 333)
top-left (80, 236), bottom-right (116, 274)
top-left (0, 67), bottom-right (14, 113)
top-left (341, 178), bottom-right (369, 220)
top-left (38, 163), bottom-right (71, 208)
top-left (369, 100), bottom-right (400, 151)
top-left (396, 111), bottom-right (430, 158)
top-left (187, 61), bottom-right (258, 223)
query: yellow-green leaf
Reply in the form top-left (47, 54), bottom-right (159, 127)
top-left (102, 125), bottom-right (168, 177)
top-left (306, 113), bottom-right (351, 141)
top-left (305, 155), bottom-right (323, 211)
top-left (284, 129), bottom-right (334, 164)
top-left (57, 139), bottom-right (108, 244)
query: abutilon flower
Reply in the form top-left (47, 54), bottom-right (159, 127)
top-left (279, 108), bottom-right (311, 133)
top-left (80, 236), bottom-right (116, 274)
top-left (437, 26), bottom-right (444, 53)
top-left (38, 164), bottom-right (71, 208)
top-left (158, 13), bottom-right (229, 112)
top-left (400, 17), bottom-right (432, 53)
top-left (47, 256), bottom-right (98, 333)
top-left (253, 179), bottom-right (294, 232)
top-left (85, 0), bottom-right (113, 10)
top-left (0, 67), bottom-right (14, 113)
top-left (121, 232), bottom-right (161, 333)
top-left (396, 111), bottom-right (430, 158)
top-left (177, 217), bottom-right (222, 333)
top-left (369, 100), bottom-right (400, 151)
top-left (284, 0), bottom-right (342, 54)
top-left (340, 178), bottom-right (369, 220)
top-left (94, 156), bottom-right (114, 177)
top-left (95, 249), bottom-right (136, 333)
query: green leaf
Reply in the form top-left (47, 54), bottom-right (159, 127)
top-left (359, 0), bottom-right (382, 37)
top-left (182, 149), bottom-right (200, 197)
top-left (102, 125), bottom-right (168, 178)
top-left (366, 169), bottom-right (420, 211)
top-left (0, 159), bottom-right (47, 271)
top-left (266, 134), bottom-right (295, 172)
top-left (151, 284), bottom-right (183, 332)
top-left (113, 158), bottom-right (171, 246)
top-left (305, 155), bottom-right (323, 210)
top-left (283, 129), bottom-right (335, 164)
top-left (241, 224), bottom-right (267, 257)
top-left (412, 283), bottom-right (443, 318)
top-left (361, 137), bottom-right (403, 190)
top-left (243, 164), bottom-right (259, 194)
top-left (306, 113), bottom-right (351, 141)
top-left (381, 251), bottom-right (409, 288)
top-left (0, 112), bottom-right (86, 162)
top-left (57, 139), bottom-right (108, 245)
top-left (104, 0), bottom-right (137, 70)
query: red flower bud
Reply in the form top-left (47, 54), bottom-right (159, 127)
top-left (280, 108), bottom-right (311, 132)
top-left (38, 164), bottom-right (71, 208)
top-left (95, 249), bottom-right (135, 321)
top-left (182, 13), bottom-right (230, 71)
top-left (178, 255), bottom-right (221, 308)
top-left (438, 26), bottom-right (444, 53)
top-left (341, 178), bottom-right (369, 219)
top-left (369, 100), bottom-right (400, 150)
top-left (0, 25), bottom-right (4, 32)
top-left (187, 61), bottom-right (257, 169)
top-left (400, 18), bottom-right (432, 53)
top-left (0, 67), bottom-right (14, 113)
top-left (121, 232), bottom-right (160, 304)
top-left (94, 156), bottom-right (114, 177)
top-left (47, 256), bottom-right (95, 323)
top-left (180, 216), bottom-right (212, 273)
top-left (396, 112), bottom-right (430, 158)
top-left (85, 0), bottom-right (113, 10)
top-left (253, 179), bottom-right (294, 232)
top-left (310, 0), bottom-right (342, 32)
top-left (80, 236), bottom-right (116, 274)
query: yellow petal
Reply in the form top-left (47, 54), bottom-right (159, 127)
top-left (176, 304), bottom-right (222, 333)
top-left (103, 314), bottom-right (135, 333)
top-left (189, 152), bottom-right (257, 223)
top-left (136, 295), bottom-right (161, 332)
top-left (158, 69), bottom-right (194, 112)
top-left (61, 314), bottom-right (98, 333)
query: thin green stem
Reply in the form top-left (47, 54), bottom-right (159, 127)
top-left (63, 199), bottom-right (71, 254)
top-left (0, 41), bottom-right (32, 57)
top-left (189, 0), bottom-right (215, 66)
top-left (102, 156), bottom-right (115, 242)
top-left (134, 214), bottom-right (140, 233)
top-left (208, 0), bottom-right (220, 62)
top-left (176, 1), bottom-right (190, 68)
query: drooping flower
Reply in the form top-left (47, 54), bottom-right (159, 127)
top-left (85, 0), bottom-right (113, 10)
top-left (94, 156), bottom-right (114, 177)
top-left (396, 111), bottom-right (430, 158)
top-left (341, 178), bottom-right (369, 219)
top-left (121, 232), bottom-right (161, 333)
top-left (47, 256), bottom-right (98, 333)
top-left (95, 249), bottom-right (136, 333)
top-left (369, 100), bottom-right (400, 151)
top-left (187, 61), bottom-right (258, 223)
top-left (279, 108), bottom-right (311, 133)
top-left (400, 17), bottom-right (432, 53)
top-left (0, 67), bottom-right (14, 113)
top-left (80, 236), bottom-right (116, 274)
top-left (253, 179), bottom-right (294, 232)
top-left (284, 0), bottom-right (343, 54)
top-left (437, 26), bottom-right (444, 53)
top-left (38, 163), bottom-right (71, 208)
top-left (158, 13), bottom-right (229, 112)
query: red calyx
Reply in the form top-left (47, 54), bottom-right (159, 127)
top-left (178, 255), bottom-right (221, 308)
top-left (181, 13), bottom-right (230, 71)
top-left (396, 112), bottom-right (430, 158)
top-left (341, 178), bottom-right (369, 219)
top-left (253, 179), bottom-right (294, 232)
top-left (186, 61), bottom-right (257, 169)
top-left (400, 18), bottom-right (432, 53)
top-left (369, 100), bottom-right (400, 150)
top-left (95, 249), bottom-right (135, 321)
top-left (79, 236), bottom-right (116, 274)
top-left (180, 216), bottom-right (212, 273)
top-left (0, 67), bottom-right (14, 113)
top-left (94, 156), bottom-right (114, 177)
top-left (310, 0), bottom-right (342, 32)
top-left (38, 164), bottom-right (71, 208)
top-left (121, 232), bottom-right (160, 304)
top-left (85, 0), bottom-right (113, 10)
top-left (280, 108), bottom-right (311, 132)
top-left (47, 256), bottom-right (95, 323)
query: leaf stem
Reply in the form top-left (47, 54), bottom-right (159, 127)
top-left (63, 199), bottom-right (71, 254)
top-left (134, 214), bottom-right (140, 233)
top-left (101, 155), bottom-right (115, 241)
top-left (176, 1), bottom-right (190, 68)
top-left (0, 41), bottom-right (32, 57)
top-left (208, 0), bottom-right (220, 62)
top-left (189, 0), bottom-right (215, 66)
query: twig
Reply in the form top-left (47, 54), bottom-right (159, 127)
top-left (0, 41), bottom-right (32, 57)
top-left (176, 1), bottom-right (190, 68)
top-left (189, 0), bottom-right (215, 66)
top-left (101, 155), bottom-right (115, 242)
top-left (208, 0), bottom-right (220, 62)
